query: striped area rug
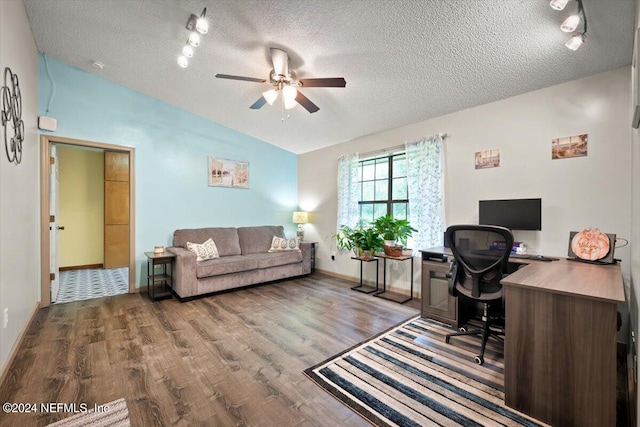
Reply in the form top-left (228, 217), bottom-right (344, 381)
top-left (46, 398), bottom-right (130, 426)
top-left (304, 316), bottom-right (548, 427)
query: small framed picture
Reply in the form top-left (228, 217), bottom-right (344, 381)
top-left (475, 149), bottom-right (500, 169)
top-left (551, 134), bottom-right (587, 160)
top-left (208, 156), bottom-right (249, 188)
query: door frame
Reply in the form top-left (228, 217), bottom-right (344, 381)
top-left (40, 135), bottom-right (136, 307)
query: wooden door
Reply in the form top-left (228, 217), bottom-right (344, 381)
top-left (104, 151), bottom-right (129, 268)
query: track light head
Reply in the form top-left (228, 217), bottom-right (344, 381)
top-left (550, 0), bottom-right (569, 10)
top-left (565, 33), bottom-right (585, 51)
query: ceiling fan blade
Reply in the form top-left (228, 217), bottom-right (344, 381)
top-left (249, 96), bottom-right (267, 110)
top-left (270, 48), bottom-right (289, 78)
top-left (299, 77), bottom-right (347, 88)
top-left (215, 74), bottom-right (266, 83)
top-left (295, 92), bottom-right (319, 114)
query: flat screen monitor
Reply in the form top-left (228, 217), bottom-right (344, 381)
top-left (479, 198), bottom-right (542, 231)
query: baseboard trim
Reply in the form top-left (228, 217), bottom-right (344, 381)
top-left (59, 264), bottom-right (104, 271)
top-left (315, 268), bottom-right (367, 285)
top-left (0, 302), bottom-right (40, 387)
top-left (314, 268), bottom-right (415, 297)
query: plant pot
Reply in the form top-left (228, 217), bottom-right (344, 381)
top-left (384, 239), bottom-right (396, 247)
top-left (360, 250), bottom-right (373, 259)
top-left (383, 245), bottom-right (403, 257)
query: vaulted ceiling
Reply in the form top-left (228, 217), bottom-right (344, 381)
top-left (24, 0), bottom-right (636, 154)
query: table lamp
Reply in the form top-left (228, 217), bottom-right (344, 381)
top-left (292, 211), bottom-right (309, 241)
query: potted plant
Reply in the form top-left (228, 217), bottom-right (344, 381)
top-left (335, 222), bottom-right (384, 259)
top-left (373, 215), bottom-right (417, 256)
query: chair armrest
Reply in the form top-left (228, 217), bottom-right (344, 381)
top-left (447, 261), bottom-right (458, 297)
top-left (166, 246), bottom-right (197, 298)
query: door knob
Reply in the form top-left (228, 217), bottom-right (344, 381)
top-left (57, 226), bottom-right (65, 230)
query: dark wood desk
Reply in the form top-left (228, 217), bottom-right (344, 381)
top-left (502, 258), bottom-right (624, 427)
top-left (419, 247), bottom-right (625, 427)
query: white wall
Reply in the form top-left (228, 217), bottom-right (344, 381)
top-left (0, 1), bottom-right (40, 369)
top-left (300, 67), bottom-right (632, 299)
top-left (630, 0), bottom-right (640, 418)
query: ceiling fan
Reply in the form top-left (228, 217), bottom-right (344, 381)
top-left (215, 48), bottom-right (346, 114)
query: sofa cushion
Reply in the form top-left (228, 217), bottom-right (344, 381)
top-left (174, 227), bottom-right (241, 256)
top-left (187, 238), bottom-right (219, 262)
top-left (245, 252), bottom-right (303, 269)
top-left (237, 226), bottom-right (286, 254)
top-left (196, 255), bottom-right (258, 278)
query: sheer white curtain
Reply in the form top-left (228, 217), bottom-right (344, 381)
top-left (336, 153), bottom-right (360, 231)
top-left (405, 136), bottom-right (445, 249)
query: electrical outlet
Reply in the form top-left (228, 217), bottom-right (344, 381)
top-left (392, 261), bottom-right (399, 271)
top-left (3, 308), bottom-right (8, 328)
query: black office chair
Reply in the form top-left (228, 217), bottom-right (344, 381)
top-left (444, 224), bottom-right (514, 365)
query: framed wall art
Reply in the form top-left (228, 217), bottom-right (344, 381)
top-left (551, 134), bottom-right (587, 160)
top-left (475, 149), bottom-right (500, 170)
top-left (208, 156), bottom-right (249, 188)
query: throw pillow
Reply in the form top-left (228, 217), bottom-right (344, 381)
top-left (268, 236), bottom-right (300, 252)
top-left (187, 238), bottom-right (219, 262)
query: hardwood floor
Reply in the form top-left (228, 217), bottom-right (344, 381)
top-left (0, 273), bottom-right (420, 426)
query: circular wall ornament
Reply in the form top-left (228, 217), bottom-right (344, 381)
top-left (1, 67), bottom-right (24, 165)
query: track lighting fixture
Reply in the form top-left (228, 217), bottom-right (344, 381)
top-left (177, 8), bottom-right (209, 68)
top-left (182, 45), bottom-right (194, 58)
top-left (560, 14), bottom-right (580, 32)
top-left (550, 0), bottom-right (587, 51)
top-left (565, 34), bottom-right (585, 51)
top-left (549, 0), bottom-right (569, 11)
top-left (195, 8), bottom-right (209, 34)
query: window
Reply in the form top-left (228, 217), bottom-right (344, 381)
top-left (357, 152), bottom-right (408, 223)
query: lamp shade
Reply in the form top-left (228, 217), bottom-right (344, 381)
top-left (292, 211), bottom-right (309, 224)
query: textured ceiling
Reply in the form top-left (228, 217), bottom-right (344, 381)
top-left (23, 0), bottom-right (636, 154)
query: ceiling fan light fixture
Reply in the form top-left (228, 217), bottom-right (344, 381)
top-left (188, 32), bottom-right (201, 47)
top-left (560, 14), bottom-right (580, 32)
top-left (177, 55), bottom-right (188, 68)
top-left (565, 33), bottom-right (585, 50)
top-left (182, 45), bottom-right (194, 58)
top-left (284, 98), bottom-right (298, 110)
top-left (549, 0), bottom-right (569, 10)
top-left (282, 85), bottom-right (297, 102)
top-left (263, 89), bottom-right (278, 105)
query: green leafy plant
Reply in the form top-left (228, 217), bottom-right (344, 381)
top-left (334, 221), bottom-right (384, 256)
top-left (373, 215), bottom-right (417, 246)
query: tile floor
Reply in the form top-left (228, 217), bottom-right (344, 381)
top-left (56, 267), bottom-right (129, 304)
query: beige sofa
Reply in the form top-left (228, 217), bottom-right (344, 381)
top-left (167, 225), bottom-right (311, 300)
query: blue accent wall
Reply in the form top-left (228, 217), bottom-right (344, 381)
top-left (39, 56), bottom-right (298, 286)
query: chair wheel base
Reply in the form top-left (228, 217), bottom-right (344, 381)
top-left (459, 326), bottom-right (467, 332)
top-left (474, 356), bottom-right (484, 365)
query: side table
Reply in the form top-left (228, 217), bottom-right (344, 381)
top-left (307, 242), bottom-right (318, 273)
top-left (374, 252), bottom-right (414, 304)
top-left (350, 256), bottom-right (379, 293)
top-left (145, 251), bottom-right (176, 302)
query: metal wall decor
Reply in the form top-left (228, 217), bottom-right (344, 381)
top-left (1, 67), bottom-right (24, 164)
